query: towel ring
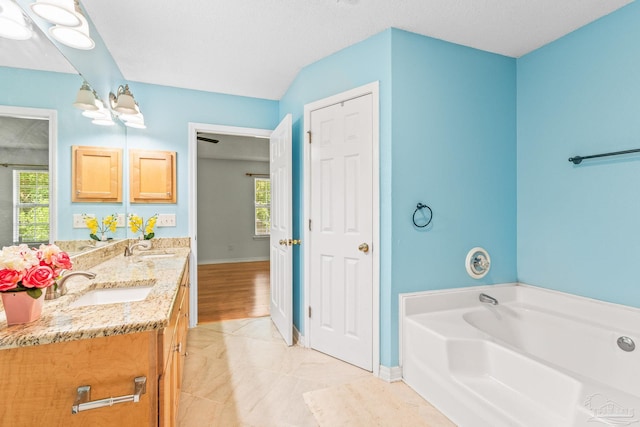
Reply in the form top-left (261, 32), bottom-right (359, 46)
top-left (412, 203), bottom-right (433, 228)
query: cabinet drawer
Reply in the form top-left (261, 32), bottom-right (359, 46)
top-left (0, 332), bottom-right (157, 426)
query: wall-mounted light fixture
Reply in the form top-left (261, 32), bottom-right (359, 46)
top-left (119, 104), bottom-right (146, 129)
top-left (72, 81), bottom-right (98, 111)
top-left (30, 0), bottom-right (80, 26)
top-left (73, 81), bottom-right (113, 126)
top-left (73, 82), bottom-right (145, 128)
top-left (82, 99), bottom-right (115, 126)
top-left (48, 9), bottom-right (93, 49)
top-left (29, 0), bottom-right (94, 49)
top-left (0, 0), bottom-right (34, 41)
top-left (110, 85), bottom-right (146, 129)
top-left (110, 85), bottom-right (137, 114)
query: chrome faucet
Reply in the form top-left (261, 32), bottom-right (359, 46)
top-left (472, 254), bottom-right (490, 274)
top-left (124, 240), bottom-right (152, 257)
top-left (45, 270), bottom-right (97, 300)
top-left (479, 293), bottom-right (498, 305)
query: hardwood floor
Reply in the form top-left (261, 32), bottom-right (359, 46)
top-left (197, 261), bottom-right (270, 323)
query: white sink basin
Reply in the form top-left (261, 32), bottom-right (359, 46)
top-left (136, 250), bottom-right (178, 260)
top-left (70, 286), bottom-right (154, 307)
top-left (140, 253), bottom-right (175, 259)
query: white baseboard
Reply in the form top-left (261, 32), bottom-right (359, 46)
top-left (377, 365), bottom-right (403, 382)
top-left (198, 256), bottom-right (269, 265)
top-left (293, 326), bottom-right (304, 346)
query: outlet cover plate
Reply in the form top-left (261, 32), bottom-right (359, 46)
top-left (157, 214), bottom-right (176, 227)
top-left (73, 214), bottom-right (90, 228)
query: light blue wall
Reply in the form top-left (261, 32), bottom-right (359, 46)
top-left (279, 30), bottom-right (393, 336)
top-left (387, 30), bottom-right (517, 365)
top-left (279, 28), bottom-right (517, 367)
top-left (517, 2), bottom-right (640, 307)
top-left (0, 66), bottom-right (128, 241)
top-left (0, 67), bottom-right (279, 241)
top-left (123, 81), bottom-right (279, 237)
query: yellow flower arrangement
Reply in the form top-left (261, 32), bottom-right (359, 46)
top-left (128, 213), bottom-right (158, 240)
top-left (83, 214), bottom-right (118, 241)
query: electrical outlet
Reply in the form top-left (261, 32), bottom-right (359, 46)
top-left (116, 213), bottom-right (126, 227)
top-left (157, 214), bottom-right (176, 227)
top-left (73, 214), bottom-right (91, 228)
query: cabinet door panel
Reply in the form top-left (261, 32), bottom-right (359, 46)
top-left (158, 331), bottom-right (177, 427)
top-left (158, 261), bottom-right (190, 426)
top-left (72, 146), bottom-right (122, 202)
top-left (130, 149), bottom-right (176, 203)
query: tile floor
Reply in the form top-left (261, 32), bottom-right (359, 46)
top-left (178, 316), bottom-right (454, 426)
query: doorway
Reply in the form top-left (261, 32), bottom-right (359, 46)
top-left (187, 123), bottom-right (272, 327)
top-left (0, 106), bottom-right (57, 247)
top-left (197, 261), bottom-right (270, 322)
top-left (303, 82), bottom-right (380, 374)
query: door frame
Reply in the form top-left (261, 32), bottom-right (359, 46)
top-left (302, 82), bottom-right (380, 375)
top-left (187, 122), bottom-right (273, 327)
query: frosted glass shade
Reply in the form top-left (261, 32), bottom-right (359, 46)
top-left (113, 93), bottom-right (137, 114)
top-left (49, 13), bottom-right (94, 50)
top-left (0, 0), bottom-right (33, 40)
top-left (73, 83), bottom-right (98, 111)
top-left (82, 99), bottom-right (106, 118)
top-left (30, 0), bottom-right (80, 26)
top-left (120, 103), bottom-right (146, 129)
top-left (124, 113), bottom-right (146, 129)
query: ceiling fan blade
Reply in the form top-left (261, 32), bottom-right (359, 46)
top-left (197, 136), bottom-right (219, 143)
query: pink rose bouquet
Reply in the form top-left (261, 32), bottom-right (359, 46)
top-left (0, 244), bottom-right (73, 299)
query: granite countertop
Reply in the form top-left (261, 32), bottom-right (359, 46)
top-left (0, 242), bottom-right (190, 350)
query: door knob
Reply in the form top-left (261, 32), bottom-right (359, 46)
top-left (358, 243), bottom-right (369, 253)
top-left (289, 239), bottom-right (301, 246)
top-left (279, 239), bottom-right (286, 246)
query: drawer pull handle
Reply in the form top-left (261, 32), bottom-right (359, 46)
top-left (72, 376), bottom-right (147, 414)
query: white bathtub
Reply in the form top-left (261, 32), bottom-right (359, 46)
top-left (400, 283), bottom-right (640, 427)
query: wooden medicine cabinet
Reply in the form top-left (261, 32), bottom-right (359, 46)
top-left (72, 145), bottom-right (123, 202)
top-left (129, 149), bottom-right (177, 203)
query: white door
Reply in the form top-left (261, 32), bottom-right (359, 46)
top-left (309, 94), bottom-right (373, 370)
top-left (270, 114), bottom-right (293, 346)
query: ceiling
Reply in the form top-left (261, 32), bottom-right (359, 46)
top-left (197, 133), bottom-right (269, 162)
top-left (0, 116), bottom-right (48, 150)
top-left (0, 17), bottom-right (76, 74)
top-left (4, 0), bottom-right (635, 100)
top-left (80, 0), bottom-right (634, 100)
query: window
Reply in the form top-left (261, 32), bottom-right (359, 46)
top-left (254, 178), bottom-right (271, 236)
top-left (13, 170), bottom-right (49, 244)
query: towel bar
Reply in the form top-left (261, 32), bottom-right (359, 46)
top-left (71, 376), bottom-right (146, 414)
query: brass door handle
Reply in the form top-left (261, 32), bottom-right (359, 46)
top-left (280, 239), bottom-right (301, 246)
top-left (358, 243), bottom-right (369, 253)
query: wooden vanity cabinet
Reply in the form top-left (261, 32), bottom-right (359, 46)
top-left (158, 259), bottom-right (190, 426)
top-left (0, 259), bottom-right (190, 427)
top-left (0, 331), bottom-right (158, 427)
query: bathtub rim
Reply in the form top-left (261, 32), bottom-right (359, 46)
top-left (399, 282), bottom-right (640, 370)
